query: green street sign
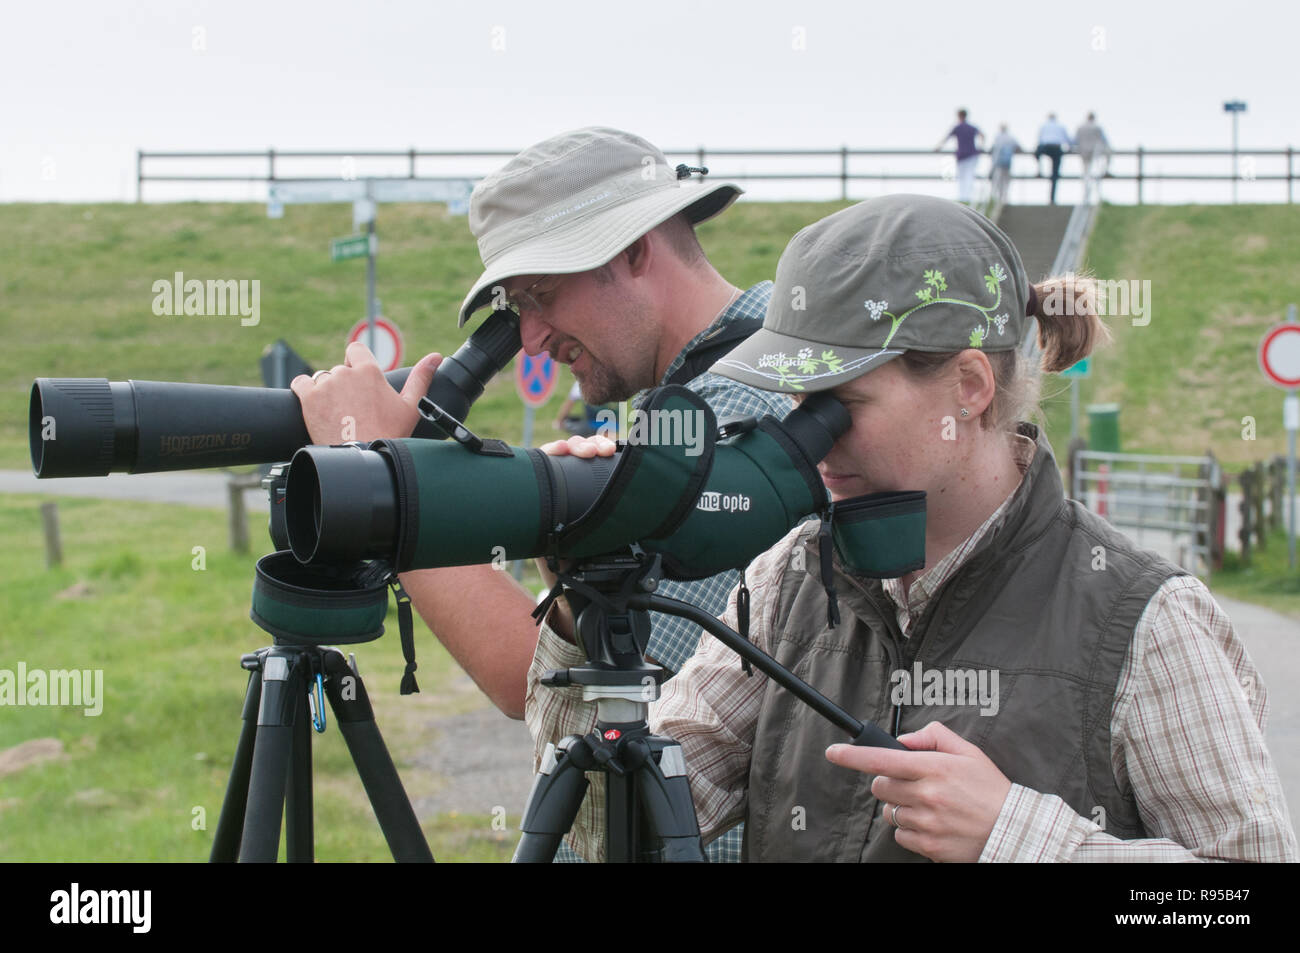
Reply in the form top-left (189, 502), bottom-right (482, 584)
top-left (1060, 357), bottom-right (1091, 378)
top-left (331, 234), bottom-right (370, 262)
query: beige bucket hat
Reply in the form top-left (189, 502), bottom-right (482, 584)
top-left (457, 126), bottom-right (742, 325)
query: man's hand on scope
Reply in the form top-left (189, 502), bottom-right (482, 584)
top-left (292, 342), bottom-right (443, 445)
top-left (538, 434), bottom-right (619, 459)
top-left (533, 434), bottom-right (620, 642)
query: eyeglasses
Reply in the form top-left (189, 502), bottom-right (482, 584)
top-left (503, 274), bottom-right (567, 316)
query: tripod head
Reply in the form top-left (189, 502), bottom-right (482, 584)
top-left (534, 544), bottom-right (909, 750)
top-left (538, 549), bottom-right (669, 714)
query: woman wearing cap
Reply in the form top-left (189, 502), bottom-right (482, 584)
top-left (527, 195), bottom-right (1297, 863)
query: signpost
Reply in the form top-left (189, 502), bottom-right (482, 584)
top-left (270, 177), bottom-right (475, 372)
top-left (267, 177), bottom-right (474, 208)
top-left (514, 350), bottom-right (558, 447)
top-left (1060, 357), bottom-right (1091, 441)
top-left (1224, 100), bottom-right (1247, 203)
top-left (511, 351), bottom-right (558, 579)
top-left (330, 234), bottom-right (369, 262)
top-left (1259, 304), bottom-right (1299, 568)
top-left (346, 316), bottom-right (404, 371)
top-left (333, 224), bottom-right (380, 350)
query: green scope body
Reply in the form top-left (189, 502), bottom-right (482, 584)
top-left (285, 388), bottom-right (848, 580)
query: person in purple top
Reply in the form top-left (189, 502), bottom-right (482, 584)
top-left (935, 108), bottom-right (984, 204)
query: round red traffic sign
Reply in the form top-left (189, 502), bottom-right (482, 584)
top-left (1259, 324), bottom-right (1300, 389)
top-left (346, 317), bottom-right (404, 372)
top-left (514, 350), bottom-right (558, 407)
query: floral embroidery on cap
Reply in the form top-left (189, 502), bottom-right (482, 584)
top-left (914, 269), bottom-right (947, 302)
top-left (718, 261), bottom-right (1019, 390)
top-left (876, 263), bottom-right (1011, 350)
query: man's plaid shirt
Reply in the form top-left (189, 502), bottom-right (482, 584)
top-left (548, 280), bottom-right (789, 863)
top-left (643, 282), bottom-right (792, 677)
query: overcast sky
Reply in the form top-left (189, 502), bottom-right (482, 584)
top-left (3, 0), bottom-right (1297, 203)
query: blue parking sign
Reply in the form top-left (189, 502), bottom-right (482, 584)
top-left (514, 351), bottom-right (558, 407)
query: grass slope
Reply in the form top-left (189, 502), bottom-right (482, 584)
top-left (5, 200), bottom-right (1298, 470)
top-left (2, 200), bottom-right (850, 469)
top-left (1045, 203), bottom-right (1300, 468)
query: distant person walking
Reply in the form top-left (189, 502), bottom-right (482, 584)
top-left (1035, 113), bottom-right (1073, 204)
top-left (553, 379), bottom-right (616, 437)
top-left (988, 123), bottom-right (1021, 206)
top-left (935, 108), bottom-right (984, 204)
top-left (1074, 112), bottom-right (1111, 191)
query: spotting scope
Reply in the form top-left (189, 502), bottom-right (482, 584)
top-left (285, 385), bottom-right (853, 581)
top-left (29, 309), bottom-right (521, 478)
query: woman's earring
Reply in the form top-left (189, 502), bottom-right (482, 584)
top-left (960, 408), bottom-right (970, 418)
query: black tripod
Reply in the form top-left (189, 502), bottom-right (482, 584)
top-left (209, 639), bottom-right (434, 863)
top-left (513, 553), bottom-right (704, 862)
top-left (513, 552), bottom-right (904, 863)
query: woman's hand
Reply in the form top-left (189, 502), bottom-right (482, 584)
top-left (825, 721), bottom-right (1012, 862)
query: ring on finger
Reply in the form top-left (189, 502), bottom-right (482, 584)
top-left (890, 804), bottom-right (903, 829)
top-left (312, 370), bottom-right (331, 382)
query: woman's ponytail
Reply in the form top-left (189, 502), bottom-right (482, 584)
top-left (1030, 274), bottom-right (1112, 373)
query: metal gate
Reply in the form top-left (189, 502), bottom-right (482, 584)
top-left (1071, 450), bottom-right (1224, 579)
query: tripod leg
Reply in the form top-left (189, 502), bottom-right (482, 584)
top-left (626, 738), bottom-right (706, 863)
top-left (210, 664), bottom-right (262, 862)
top-left (320, 649), bottom-right (433, 862)
top-left (284, 688), bottom-right (314, 863)
top-left (606, 762), bottom-right (638, 863)
top-left (513, 737), bottom-right (595, 863)
top-left (239, 648), bottom-right (308, 862)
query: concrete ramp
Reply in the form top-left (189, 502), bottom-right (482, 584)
top-left (996, 205), bottom-right (1075, 282)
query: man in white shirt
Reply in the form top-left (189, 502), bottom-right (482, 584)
top-left (1034, 113), bottom-right (1073, 204)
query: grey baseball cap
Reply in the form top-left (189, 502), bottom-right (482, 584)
top-left (711, 194), bottom-right (1033, 392)
top-left (457, 127), bottom-right (742, 326)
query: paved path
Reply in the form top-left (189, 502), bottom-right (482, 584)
top-left (1, 469), bottom-right (270, 511)
top-left (1215, 595), bottom-right (1300, 826)
top-left (409, 696), bottom-right (536, 821)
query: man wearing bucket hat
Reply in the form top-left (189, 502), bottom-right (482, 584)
top-left (528, 194), bottom-right (1297, 862)
top-left (294, 127), bottom-right (793, 863)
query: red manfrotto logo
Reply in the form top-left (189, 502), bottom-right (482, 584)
top-left (603, 729), bottom-right (621, 741)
